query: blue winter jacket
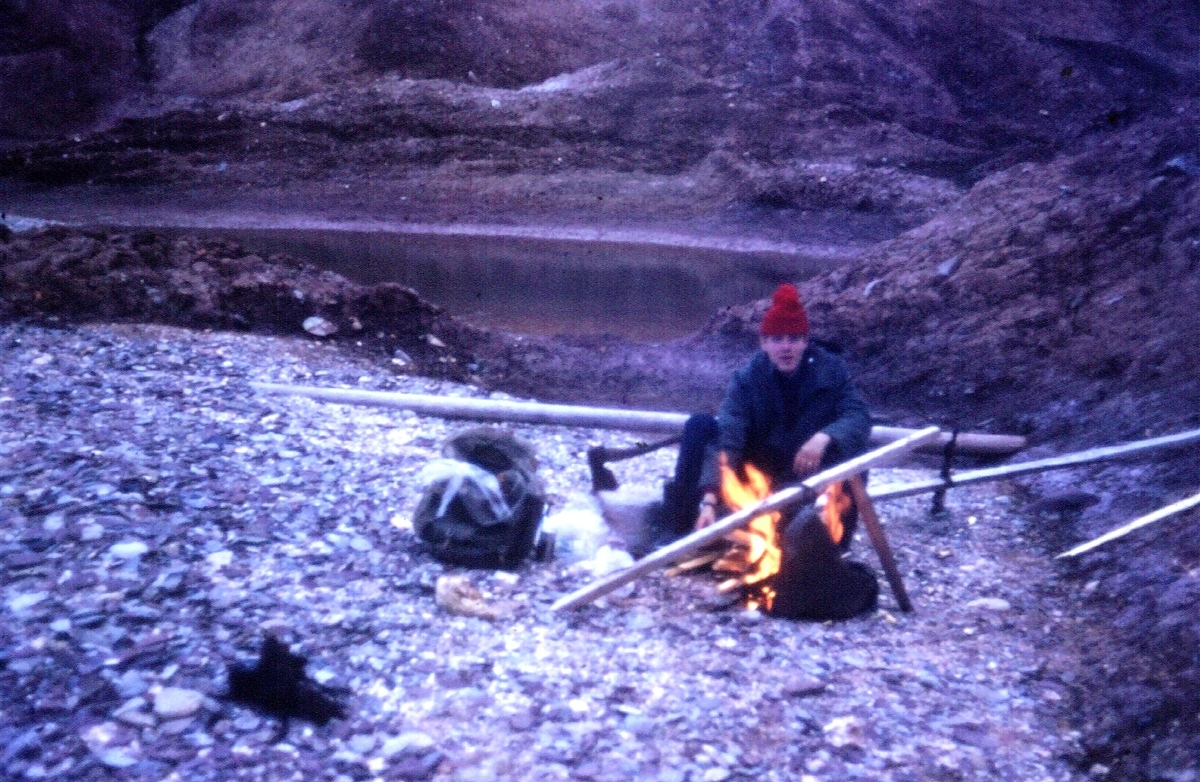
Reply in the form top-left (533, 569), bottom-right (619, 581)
top-left (699, 345), bottom-right (871, 491)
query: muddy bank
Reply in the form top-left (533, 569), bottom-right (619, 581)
top-left (0, 203), bottom-right (870, 341)
top-left (709, 106), bottom-right (1200, 449)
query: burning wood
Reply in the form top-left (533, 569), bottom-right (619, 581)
top-left (821, 481), bottom-right (852, 546)
top-left (709, 459), bottom-right (865, 612)
top-left (663, 550), bottom-right (722, 577)
top-left (715, 457), bottom-right (783, 610)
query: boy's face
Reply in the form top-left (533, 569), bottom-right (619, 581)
top-left (760, 334), bottom-right (808, 374)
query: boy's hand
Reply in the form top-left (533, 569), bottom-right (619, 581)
top-left (694, 494), bottom-right (718, 529)
top-left (793, 432), bottom-right (831, 476)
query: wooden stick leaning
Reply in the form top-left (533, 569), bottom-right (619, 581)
top-left (866, 426), bottom-right (1200, 502)
top-left (249, 382), bottom-right (1023, 456)
top-left (1056, 490), bottom-right (1200, 559)
top-left (846, 475), bottom-right (913, 613)
top-left (550, 426), bottom-right (942, 612)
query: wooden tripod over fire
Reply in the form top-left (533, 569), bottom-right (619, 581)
top-left (551, 427), bottom-right (940, 612)
top-left (691, 461), bottom-right (912, 613)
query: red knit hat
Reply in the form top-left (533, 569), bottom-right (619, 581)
top-left (759, 283), bottom-right (809, 336)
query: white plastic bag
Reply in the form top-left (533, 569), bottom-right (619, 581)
top-left (581, 545), bottom-right (634, 576)
top-left (542, 498), bottom-right (610, 564)
top-left (416, 458), bottom-right (510, 520)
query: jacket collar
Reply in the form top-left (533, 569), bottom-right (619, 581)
top-left (752, 345), bottom-right (834, 388)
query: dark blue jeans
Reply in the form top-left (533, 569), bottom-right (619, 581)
top-left (674, 414), bottom-right (719, 496)
top-left (655, 414), bottom-right (719, 538)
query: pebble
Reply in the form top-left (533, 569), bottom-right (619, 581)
top-left (380, 731), bottom-right (436, 758)
top-left (159, 717), bottom-right (195, 736)
top-left (823, 716), bottom-right (866, 748)
top-left (781, 674), bottom-right (827, 697)
top-left (623, 713), bottom-right (655, 737)
top-left (347, 734), bottom-right (376, 753)
top-left (302, 316), bottom-right (338, 337)
top-left (625, 612), bottom-right (655, 631)
top-left (109, 541), bottom-right (149, 559)
top-left (98, 748), bottom-right (139, 768)
top-left (233, 715), bottom-right (261, 732)
top-left (114, 671), bottom-right (150, 698)
top-left (114, 704), bottom-right (156, 729)
top-left (206, 550), bottom-right (233, 568)
top-left (8, 592), bottom-right (48, 612)
top-left (153, 688), bottom-right (206, 720)
top-left (967, 597), bottom-right (1012, 611)
top-left (2, 729), bottom-right (42, 765)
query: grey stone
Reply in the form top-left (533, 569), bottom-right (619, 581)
top-left (153, 688), bottom-right (205, 720)
top-left (108, 541), bottom-right (149, 559)
top-left (303, 316), bottom-right (338, 337)
top-left (97, 748), bottom-right (139, 768)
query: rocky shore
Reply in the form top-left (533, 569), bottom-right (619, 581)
top-left (1, 319), bottom-right (1100, 781)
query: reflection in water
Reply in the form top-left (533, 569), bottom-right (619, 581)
top-left (421, 255), bottom-right (710, 339)
top-left (186, 227), bottom-right (843, 340)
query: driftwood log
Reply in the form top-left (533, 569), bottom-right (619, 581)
top-left (550, 426), bottom-right (942, 612)
top-left (250, 382), bottom-right (1024, 456)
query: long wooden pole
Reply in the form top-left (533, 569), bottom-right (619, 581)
top-left (1056, 490), bottom-right (1200, 559)
top-left (250, 382), bottom-right (1023, 456)
top-left (250, 381), bottom-right (689, 432)
top-left (866, 427), bottom-right (1200, 502)
top-left (550, 426), bottom-right (942, 612)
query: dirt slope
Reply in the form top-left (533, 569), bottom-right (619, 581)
top-left (710, 105), bottom-right (1200, 447)
top-left (4, 0), bottom-right (1199, 233)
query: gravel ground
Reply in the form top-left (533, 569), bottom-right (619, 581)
top-left (1, 319), bottom-right (1093, 781)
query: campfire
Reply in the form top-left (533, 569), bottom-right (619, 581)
top-left (713, 455), bottom-right (782, 610)
top-left (712, 454), bottom-right (849, 611)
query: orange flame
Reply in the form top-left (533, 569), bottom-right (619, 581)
top-left (718, 453), bottom-right (781, 611)
top-left (820, 480), bottom-right (852, 546)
